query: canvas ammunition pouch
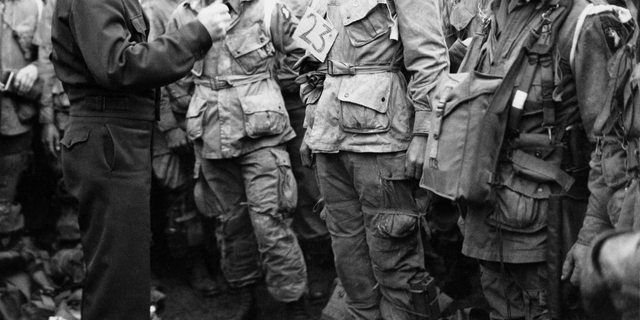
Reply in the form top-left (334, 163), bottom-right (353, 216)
top-left (420, 1), bottom-right (574, 205)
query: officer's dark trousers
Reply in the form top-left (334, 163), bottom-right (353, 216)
top-left (61, 116), bottom-right (152, 320)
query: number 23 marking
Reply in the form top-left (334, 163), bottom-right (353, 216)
top-left (299, 12), bottom-right (332, 53)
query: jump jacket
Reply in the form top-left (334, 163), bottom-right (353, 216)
top-left (168, 0), bottom-right (303, 159)
top-left (302, 0), bottom-right (449, 154)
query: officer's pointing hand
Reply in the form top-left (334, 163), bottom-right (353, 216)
top-left (197, 0), bottom-right (231, 42)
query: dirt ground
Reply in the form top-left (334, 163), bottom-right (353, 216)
top-left (156, 269), bottom-right (332, 320)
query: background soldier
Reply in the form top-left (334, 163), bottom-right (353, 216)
top-left (277, 0), bottom-right (334, 303)
top-left (167, 0), bottom-right (309, 319)
top-left (298, 0), bottom-right (449, 318)
top-left (455, 0), bottom-right (632, 318)
top-left (142, 0), bottom-right (221, 297)
top-left (51, 0), bottom-right (231, 319)
top-left (37, 0), bottom-right (81, 247)
top-left (0, 0), bottom-right (42, 260)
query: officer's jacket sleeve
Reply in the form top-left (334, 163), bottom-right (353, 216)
top-left (395, 0), bottom-right (450, 136)
top-left (69, 0), bottom-right (212, 90)
top-left (270, 2), bottom-right (305, 94)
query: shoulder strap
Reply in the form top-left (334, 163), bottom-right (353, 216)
top-left (263, 0), bottom-right (277, 39)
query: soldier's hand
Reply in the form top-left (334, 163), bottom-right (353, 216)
top-left (42, 123), bottom-right (61, 156)
top-left (405, 135), bottom-right (428, 180)
top-left (300, 139), bottom-right (313, 167)
top-left (197, 0), bottom-right (231, 42)
top-left (561, 242), bottom-right (589, 286)
top-left (14, 64), bottom-right (38, 96)
top-left (165, 128), bottom-right (192, 155)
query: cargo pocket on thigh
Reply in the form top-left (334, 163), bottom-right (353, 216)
top-left (339, 73), bottom-right (391, 134)
top-left (374, 208), bottom-right (418, 239)
top-left (376, 152), bottom-right (415, 209)
top-left (271, 148), bottom-right (297, 218)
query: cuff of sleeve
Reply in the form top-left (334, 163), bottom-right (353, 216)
top-left (413, 110), bottom-right (431, 136)
top-left (179, 21), bottom-right (213, 60)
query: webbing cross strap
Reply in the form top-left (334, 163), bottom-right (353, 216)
top-left (507, 5), bottom-right (559, 141)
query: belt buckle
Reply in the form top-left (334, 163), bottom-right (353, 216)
top-left (327, 60), bottom-right (336, 76)
top-left (213, 78), bottom-right (232, 90)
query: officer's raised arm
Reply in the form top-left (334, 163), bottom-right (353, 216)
top-left (55, 0), bottom-right (229, 90)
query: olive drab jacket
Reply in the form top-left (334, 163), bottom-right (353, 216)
top-left (0, 0), bottom-right (39, 136)
top-left (459, 0), bottom-right (633, 263)
top-left (302, 0), bottom-right (449, 154)
top-left (167, 0), bottom-right (303, 159)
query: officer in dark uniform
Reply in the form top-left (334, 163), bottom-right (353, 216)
top-left (50, 1), bottom-right (230, 319)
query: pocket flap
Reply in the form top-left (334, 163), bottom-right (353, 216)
top-left (239, 92), bottom-right (286, 115)
top-left (500, 166), bottom-right (552, 199)
top-left (437, 72), bottom-right (502, 119)
top-left (338, 73), bottom-right (390, 113)
top-left (377, 152), bottom-right (407, 180)
top-left (270, 148), bottom-right (292, 167)
top-left (340, 0), bottom-right (387, 26)
top-left (449, 1), bottom-right (476, 32)
top-left (225, 25), bottom-right (270, 59)
top-left (60, 130), bottom-right (89, 149)
top-left (186, 95), bottom-right (207, 118)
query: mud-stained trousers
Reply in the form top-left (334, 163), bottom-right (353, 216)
top-left (61, 116), bottom-right (152, 320)
top-left (198, 145), bottom-right (307, 302)
top-left (315, 152), bottom-right (429, 320)
top-left (480, 261), bottom-right (550, 320)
